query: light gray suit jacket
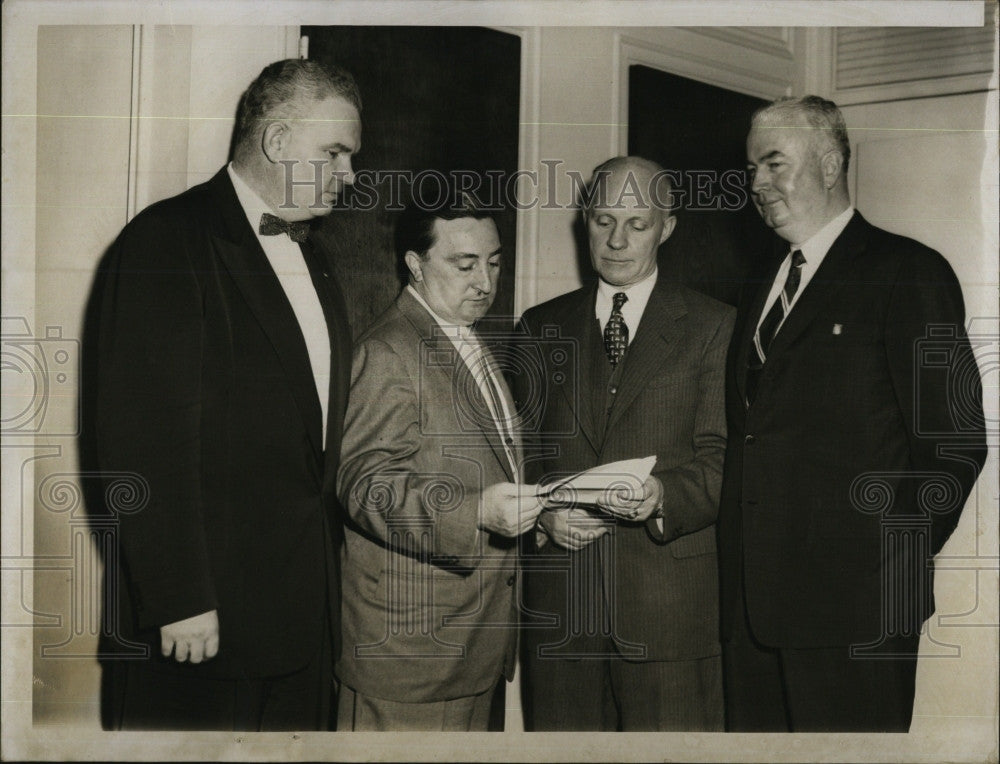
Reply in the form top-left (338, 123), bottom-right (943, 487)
top-left (336, 289), bottom-right (521, 703)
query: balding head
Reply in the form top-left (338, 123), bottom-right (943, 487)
top-left (582, 156), bottom-right (674, 218)
top-left (583, 155), bottom-right (677, 287)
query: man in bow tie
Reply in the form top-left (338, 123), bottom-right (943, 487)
top-left (718, 95), bottom-right (987, 731)
top-left (94, 59), bottom-right (360, 729)
top-left (513, 156), bottom-right (734, 730)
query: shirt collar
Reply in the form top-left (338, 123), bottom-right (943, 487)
top-left (227, 162), bottom-right (279, 232)
top-left (794, 206), bottom-right (854, 264)
top-left (597, 266), bottom-right (658, 304)
top-left (595, 266), bottom-right (658, 323)
top-left (406, 284), bottom-right (475, 339)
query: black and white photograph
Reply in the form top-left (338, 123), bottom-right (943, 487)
top-left (1, 0), bottom-right (997, 761)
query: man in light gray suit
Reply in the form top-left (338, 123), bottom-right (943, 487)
top-left (514, 156), bottom-right (735, 730)
top-left (336, 190), bottom-right (543, 730)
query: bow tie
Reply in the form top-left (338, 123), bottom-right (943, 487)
top-left (259, 212), bottom-right (310, 243)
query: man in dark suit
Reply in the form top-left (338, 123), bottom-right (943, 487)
top-left (718, 95), bottom-right (987, 732)
top-left (514, 156), bottom-right (735, 730)
top-left (335, 191), bottom-right (543, 730)
top-left (94, 59), bottom-right (361, 730)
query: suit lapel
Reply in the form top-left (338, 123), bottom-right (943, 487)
top-left (396, 290), bottom-right (516, 482)
top-left (208, 170), bottom-right (324, 470)
top-left (458, 350), bottom-right (517, 482)
top-left (764, 211), bottom-right (870, 361)
top-left (554, 286), bottom-right (602, 454)
top-left (478, 340), bottom-right (524, 481)
top-left (734, 249), bottom-right (784, 407)
top-left (299, 237), bottom-right (352, 493)
top-left (604, 278), bottom-right (688, 436)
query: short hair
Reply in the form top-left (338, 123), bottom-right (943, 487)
top-left (581, 156), bottom-right (673, 216)
top-left (751, 95), bottom-right (851, 173)
top-left (233, 59), bottom-right (361, 156)
top-left (394, 183), bottom-right (497, 282)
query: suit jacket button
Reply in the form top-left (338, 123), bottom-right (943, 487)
top-left (506, 575), bottom-right (515, 586)
top-left (504, 436), bottom-right (513, 446)
top-left (610, 386), bottom-right (617, 394)
top-left (744, 434), bottom-right (756, 444)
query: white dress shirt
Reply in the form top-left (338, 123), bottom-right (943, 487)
top-left (406, 285), bottom-right (520, 482)
top-left (756, 206), bottom-right (855, 335)
top-left (595, 267), bottom-right (659, 342)
top-left (228, 163), bottom-right (332, 446)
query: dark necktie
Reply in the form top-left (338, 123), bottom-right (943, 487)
top-left (746, 249), bottom-right (806, 405)
top-left (603, 291), bottom-right (629, 367)
top-left (259, 212), bottom-right (310, 243)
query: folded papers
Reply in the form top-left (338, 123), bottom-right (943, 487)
top-left (537, 456), bottom-right (657, 507)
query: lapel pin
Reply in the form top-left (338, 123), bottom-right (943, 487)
top-left (832, 323), bottom-right (843, 335)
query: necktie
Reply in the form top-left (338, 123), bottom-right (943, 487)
top-left (466, 333), bottom-right (520, 482)
top-left (746, 249), bottom-right (806, 405)
top-left (603, 291), bottom-right (629, 367)
top-left (259, 212), bottom-right (310, 243)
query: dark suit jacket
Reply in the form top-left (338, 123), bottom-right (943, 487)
top-left (335, 289), bottom-right (520, 703)
top-left (95, 167), bottom-right (351, 679)
top-left (514, 274), bottom-right (735, 661)
top-left (718, 210), bottom-right (987, 648)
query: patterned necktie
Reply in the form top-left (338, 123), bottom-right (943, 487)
top-left (259, 212), bottom-right (310, 243)
top-left (603, 291), bottom-right (629, 367)
top-left (746, 249), bottom-right (806, 405)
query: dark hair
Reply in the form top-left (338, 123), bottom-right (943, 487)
top-left (233, 59), bottom-right (361, 157)
top-left (751, 95), bottom-right (851, 173)
top-left (394, 184), bottom-right (497, 283)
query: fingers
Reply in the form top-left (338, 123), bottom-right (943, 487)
top-left (162, 635), bottom-right (216, 663)
top-left (562, 524), bottom-right (610, 550)
top-left (159, 610), bottom-right (219, 664)
top-left (543, 509), bottom-right (611, 549)
top-left (160, 632), bottom-right (175, 659)
top-left (205, 631), bottom-right (220, 660)
top-left (518, 496), bottom-right (545, 528)
top-left (174, 638), bottom-right (191, 663)
top-left (498, 482), bottom-right (540, 498)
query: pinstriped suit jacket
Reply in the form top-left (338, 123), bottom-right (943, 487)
top-left (513, 274), bottom-right (735, 661)
top-left (336, 289), bottom-right (520, 703)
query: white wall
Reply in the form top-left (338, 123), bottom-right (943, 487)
top-left (22, 24), bottom-right (295, 728)
top-left (843, 91), bottom-right (998, 740)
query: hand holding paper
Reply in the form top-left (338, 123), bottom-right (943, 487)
top-left (538, 507), bottom-right (612, 550)
top-left (597, 474), bottom-right (664, 522)
top-left (538, 456), bottom-right (658, 520)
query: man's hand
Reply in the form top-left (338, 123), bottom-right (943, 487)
top-left (538, 507), bottom-right (612, 550)
top-left (479, 482), bottom-right (545, 537)
top-left (597, 474), bottom-right (664, 523)
top-left (160, 609), bottom-right (219, 664)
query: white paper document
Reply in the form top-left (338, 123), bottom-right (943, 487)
top-left (537, 456), bottom-right (657, 507)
